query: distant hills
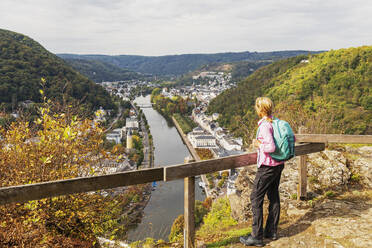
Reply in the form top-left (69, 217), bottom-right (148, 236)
top-left (63, 58), bottom-right (144, 83)
top-left (0, 29), bottom-right (114, 112)
top-left (58, 50), bottom-right (323, 76)
top-left (208, 46), bottom-right (372, 140)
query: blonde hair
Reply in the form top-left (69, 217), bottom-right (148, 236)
top-left (255, 97), bottom-right (273, 122)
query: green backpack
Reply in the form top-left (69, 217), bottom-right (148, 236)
top-left (269, 118), bottom-right (295, 161)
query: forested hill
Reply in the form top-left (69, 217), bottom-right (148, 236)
top-left (0, 29), bottom-right (114, 111)
top-left (63, 58), bottom-right (144, 83)
top-left (58, 50), bottom-right (322, 76)
top-left (208, 46), bottom-right (372, 143)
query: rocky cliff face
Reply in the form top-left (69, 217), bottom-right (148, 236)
top-left (229, 146), bottom-right (372, 222)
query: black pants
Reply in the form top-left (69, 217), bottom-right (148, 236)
top-left (250, 164), bottom-right (284, 239)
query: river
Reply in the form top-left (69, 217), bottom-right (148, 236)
top-left (127, 95), bottom-right (205, 241)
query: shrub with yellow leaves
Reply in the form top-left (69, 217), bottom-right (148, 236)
top-left (0, 100), bottom-right (146, 247)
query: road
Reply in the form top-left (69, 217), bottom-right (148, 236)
top-left (104, 106), bottom-right (123, 133)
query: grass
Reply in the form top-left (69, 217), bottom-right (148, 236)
top-left (291, 193), bottom-right (298, 200)
top-left (343, 143), bottom-right (372, 148)
top-left (350, 173), bottom-right (361, 182)
top-left (173, 113), bottom-right (197, 134)
top-left (202, 227), bottom-right (251, 247)
top-left (308, 176), bottom-right (319, 184)
top-left (324, 190), bottom-right (335, 198)
top-left (195, 198), bottom-right (248, 247)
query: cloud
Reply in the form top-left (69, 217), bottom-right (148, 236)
top-left (0, 0), bottom-right (371, 55)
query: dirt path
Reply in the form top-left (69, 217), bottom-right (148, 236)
top-left (267, 190), bottom-right (372, 248)
top-left (211, 190), bottom-right (372, 248)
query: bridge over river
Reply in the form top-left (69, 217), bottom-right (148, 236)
top-left (135, 103), bottom-right (153, 108)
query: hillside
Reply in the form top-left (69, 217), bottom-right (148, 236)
top-left (63, 58), bottom-right (144, 83)
top-left (0, 29), bottom-right (114, 112)
top-left (173, 60), bottom-right (272, 86)
top-left (58, 50), bottom-right (321, 76)
top-left (208, 46), bottom-right (372, 143)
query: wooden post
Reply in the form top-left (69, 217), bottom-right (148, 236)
top-left (184, 176), bottom-right (195, 248)
top-left (298, 126), bottom-right (307, 200)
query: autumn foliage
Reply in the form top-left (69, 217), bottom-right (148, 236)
top-left (195, 148), bottom-right (214, 160)
top-left (0, 100), bottom-right (144, 247)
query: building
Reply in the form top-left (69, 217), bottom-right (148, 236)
top-left (127, 129), bottom-right (133, 149)
top-left (220, 136), bottom-right (242, 151)
top-left (211, 147), bottom-right (244, 158)
top-left (192, 126), bottom-right (205, 134)
top-left (189, 135), bottom-right (218, 149)
top-left (106, 132), bottom-right (121, 144)
top-left (188, 127), bottom-right (218, 149)
top-left (112, 128), bottom-right (124, 139)
top-left (126, 117), bottom-right (139, 129)
top-left (106, 127), bottom-right (127, 145)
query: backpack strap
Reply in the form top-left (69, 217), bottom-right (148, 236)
top-left (272, 117), bottom-right (282, 139)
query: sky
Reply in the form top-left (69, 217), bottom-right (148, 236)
top-left (1, 0), bottom-right (372, 56)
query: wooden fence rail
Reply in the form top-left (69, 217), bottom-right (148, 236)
top-left (295, 134), bottom-right (372, 144)
top-left (164, 143), bottom-right (325, 181)
top-left (0, 168), bottom-right (164, 205)
top-left (0, 143), bottom-right (323, 205)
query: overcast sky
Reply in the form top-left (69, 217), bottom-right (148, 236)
top-left (1, 0), bottom-right (371, 56)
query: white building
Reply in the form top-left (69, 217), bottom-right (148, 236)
top-left (112, 128), bottom-right (125, 139)
top-left (126, 117), bottom-right (139, 129)
top-left (187, 126), bottom-right (217, 148)
top-left (191, 126), bottom-right (205, 134)
top-left (220, 136), bottom-right (242, 151)
top-left (189, 134), bottom-right (218, 149)
top-left (106, 132), bottom-right (121, 144)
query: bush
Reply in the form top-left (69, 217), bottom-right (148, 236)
top-left (325, 191), bottom-right (335, 198)
top-left (218, 178), bottom-right (226, 188)
top-left (202, 197), bottom-right (213, 210)
top-left (195, 200), bottom-right (209, 227)
top-left (196, 148), bottom-right (214, 160)
top-left (199, 197), bottom-right (237, 233)
top-left (168, 214), bottom-right (184, 242)
top-left (221, 171), bottom-right (229, 178)
top-left (0, 103), bottom-right (138, 246)
top-left (350, 173), bottom-right (361, 182)
top-left (206, 173), bottom-right (215, 188)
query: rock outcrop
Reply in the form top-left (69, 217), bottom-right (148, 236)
top-left (346, 146), bottom-right (372, 188)
top-left (228, 146), bottom-right (372, 222)
top-left (307, 150), bottom-right (350, 192)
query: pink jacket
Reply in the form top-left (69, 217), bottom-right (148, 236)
top-left (256, 116), bottom-right (284, 168)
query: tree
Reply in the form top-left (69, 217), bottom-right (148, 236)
top-left (0, 100), bottom-right (136, 246)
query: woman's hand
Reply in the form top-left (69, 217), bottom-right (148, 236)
top-left (252, 139), bottom-right (261, 149)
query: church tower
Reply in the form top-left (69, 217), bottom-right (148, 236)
top-left (126, 129), bottom-right (133, 149)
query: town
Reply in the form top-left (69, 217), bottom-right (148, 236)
top-left (100, 71), bottom-right (244, 198)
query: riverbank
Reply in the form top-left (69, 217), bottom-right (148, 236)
top-left (131, 101), bottom-right (153, 169)
top-left (171, 115), bottom-right (212, 198)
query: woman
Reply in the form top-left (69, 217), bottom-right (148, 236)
top-left (240, 97), bottom-right (284, 247)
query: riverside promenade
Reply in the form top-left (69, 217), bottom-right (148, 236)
top-left (131, 101), bottom-right (152, 168)
top-left (171, 116), bottom-right (211, 198)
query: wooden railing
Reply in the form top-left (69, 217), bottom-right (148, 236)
top-left (0, 134), bottom-right (371, 247)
